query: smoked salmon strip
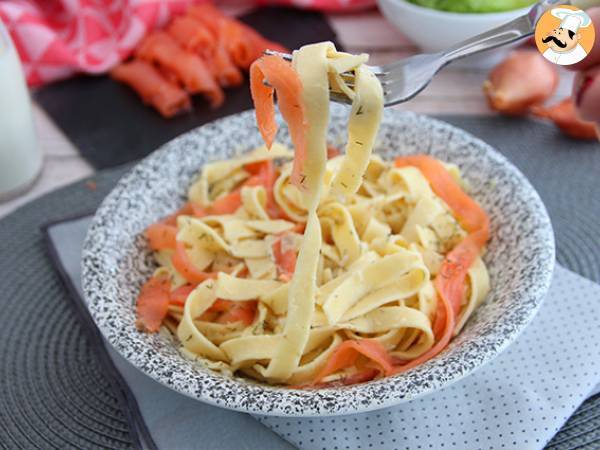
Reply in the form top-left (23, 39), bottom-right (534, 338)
top-left (111, 4), bottom-right (286, 117)
top-left (186, 4), bottom-right (243, 87)
top-left (188, 4), bottom-right (287, 78)
top-left (187, 4), bottom-right (223, 37)
top-left (250, 55), bottom-right (307, 187)
top-left (135, 274), bottom-right (171, 332)
top-left (221, 20), bottom-right (288, 70)
top-left (209, 41), bottom-right (244, 87)
top-left (137, 31), bottom-right (224, 108)
top-left (166, 15), bottom-right (216, 59)
top-left (110, 59), bottom-right (191, 118)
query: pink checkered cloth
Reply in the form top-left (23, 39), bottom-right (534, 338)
top-left (0, 0), bottom-right (374, 87)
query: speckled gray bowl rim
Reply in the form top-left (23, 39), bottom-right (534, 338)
top-left (82, 108), bottom-right (555, 417)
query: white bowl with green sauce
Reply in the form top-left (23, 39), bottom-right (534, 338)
top-left (378, 0), bottom-right (535, 64)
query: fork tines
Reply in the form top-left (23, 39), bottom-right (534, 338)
top-left (264, 49), bottom-right (293, 61)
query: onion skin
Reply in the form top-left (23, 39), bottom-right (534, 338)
top-left (532, 98), bottom-right (600, 140)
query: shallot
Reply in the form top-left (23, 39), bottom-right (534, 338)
top-left (483, 50), bottom-right (558, 115)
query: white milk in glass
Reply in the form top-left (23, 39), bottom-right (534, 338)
top-left (0, 21), bottom-right (41, 201)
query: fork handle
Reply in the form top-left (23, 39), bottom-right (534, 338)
top-left (442, 0), bottom-right (598, 63)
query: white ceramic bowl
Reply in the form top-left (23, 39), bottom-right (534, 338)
top-left (82, 107), bottom-right (554, 416)
top-left (377, 0), bottom-right (532, 66)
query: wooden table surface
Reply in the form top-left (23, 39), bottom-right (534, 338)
top-left (0, 10), bottom-right (575, 219)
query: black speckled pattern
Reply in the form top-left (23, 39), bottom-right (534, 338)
top-left (82, 107), bottom-right (555, 416)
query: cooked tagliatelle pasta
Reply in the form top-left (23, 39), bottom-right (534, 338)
top-left (135, 42), bottom-right (491, 387)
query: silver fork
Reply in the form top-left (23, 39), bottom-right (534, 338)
top-left (266, 0), bottom-right (599, 107)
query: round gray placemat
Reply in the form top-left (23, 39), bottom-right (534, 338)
top-left (0, 116), bottom-right (598, 449)
top-left (0, 165), bottom-right (134, 450)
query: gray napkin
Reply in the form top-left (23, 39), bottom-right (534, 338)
top-left (258, 268), bottom-right (600, 450)
top-left (47, 215), bottom-right (600, 450)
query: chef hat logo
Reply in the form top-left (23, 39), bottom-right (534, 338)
top-left (551, 7), bottom-right (592, 33)
top-left (534, 4), bottom-right (595, 66)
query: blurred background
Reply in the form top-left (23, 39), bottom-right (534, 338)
top-left (0, 0), bottom-right (588, 218)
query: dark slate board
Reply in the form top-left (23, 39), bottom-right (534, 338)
top-left (34, 7), bottom-right (341, 169)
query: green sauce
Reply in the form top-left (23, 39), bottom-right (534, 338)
top-left (407, 0), bottom-right (536, 13)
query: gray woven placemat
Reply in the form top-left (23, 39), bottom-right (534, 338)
top-left (0, 115), bottom-right (598, 450)
top-left (0, 166), bottom-right (133, 450)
